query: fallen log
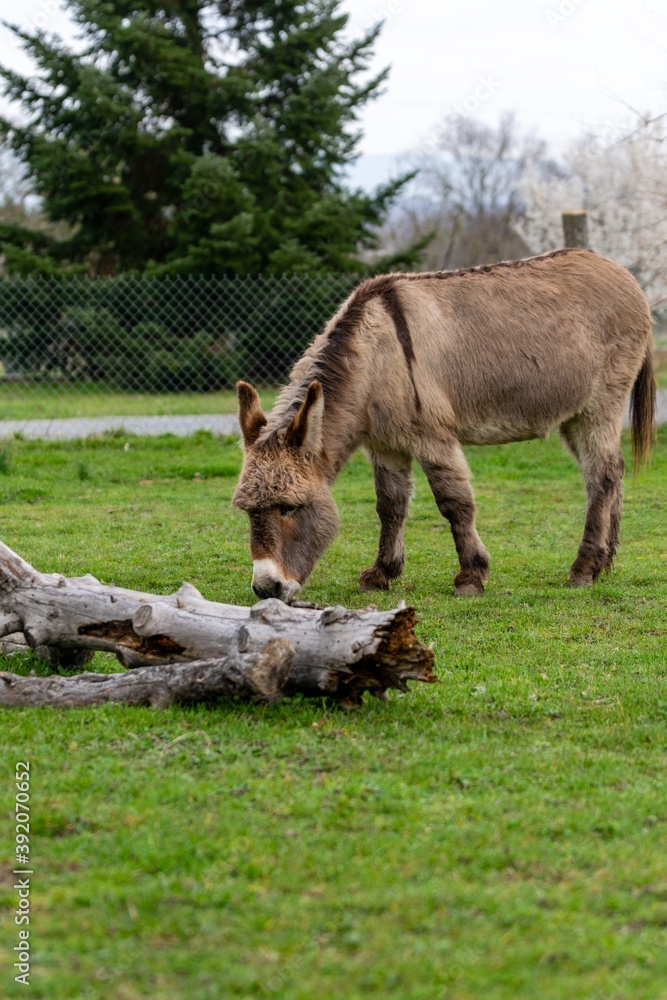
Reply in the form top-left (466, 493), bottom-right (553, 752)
top-left (0, 540), bottom-right (435, 706)
top-left (0, 639), bottom-right (294, 708)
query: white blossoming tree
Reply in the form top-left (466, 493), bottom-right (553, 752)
top-left (518, 121), bottom-right (667, 309)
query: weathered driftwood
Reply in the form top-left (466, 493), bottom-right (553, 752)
top-left (0, 540), bottom-right (435, 706)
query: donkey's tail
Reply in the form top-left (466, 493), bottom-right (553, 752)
top-left (629, 345), bottom-right (656, 470)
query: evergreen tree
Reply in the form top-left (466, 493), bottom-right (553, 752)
top-left (0, 1), bottom-right (416, 275)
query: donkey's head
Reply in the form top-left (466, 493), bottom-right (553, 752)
top-left (232, 381), bottom-right (339, 602)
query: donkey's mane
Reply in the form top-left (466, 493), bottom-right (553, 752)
top-left (259, 248), bottom-right (592, 443)
top-left (259, 273), bottom-right (397, 442)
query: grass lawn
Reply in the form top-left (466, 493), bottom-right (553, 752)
top-left (0, 426), bottom-right (666, 999)
top-left (0, 386), bottom-right (278, 421)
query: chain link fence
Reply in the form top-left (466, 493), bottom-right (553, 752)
top-left (0, 274), bottom-right (664, 437)
top-left (0, 274), bottom-right (360, 433)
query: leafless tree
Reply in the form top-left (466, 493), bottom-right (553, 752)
top-left (383, 113), bottom-right (559, 270)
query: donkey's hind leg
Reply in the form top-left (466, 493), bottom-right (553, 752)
top-left (560, 415), bottom-right (625, 587)
top-left (420, 443), bottom-right (490, 596)
top-left (359, 452), bottom-right (413, 592)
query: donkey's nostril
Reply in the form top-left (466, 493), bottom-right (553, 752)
top-left (252, 579), bottom-right (282, 600)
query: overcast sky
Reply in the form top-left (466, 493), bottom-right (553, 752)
top-left (0, 0), bottom-right (665, 189)
top-left (342, 0), bottom-right (667, 186)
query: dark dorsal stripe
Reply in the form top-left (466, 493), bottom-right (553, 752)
top-left (380, 282), bottom-right (422, 413)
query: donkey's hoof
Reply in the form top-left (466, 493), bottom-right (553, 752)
top-left (454, 571), bottom-right (484, 597)
top-left (568, 575), bottom-right (594, 588)
top-left (454, 580), bottom-right (485, 597)
top-left (359, 566), bottom-right (390, 592)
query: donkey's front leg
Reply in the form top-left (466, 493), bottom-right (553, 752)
top-left (359, 452), bottom-right (413, 592)
top-left (420, 444), bottom-right (490, 596)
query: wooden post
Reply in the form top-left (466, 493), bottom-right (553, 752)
top-left (562, 210), bottom-right (589, 249)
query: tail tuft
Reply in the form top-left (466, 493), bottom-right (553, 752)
top-left (629, 348), bottom-right (656, 470)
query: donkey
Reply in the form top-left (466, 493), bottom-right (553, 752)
top-left (233, 249), bottom-right (656, 601)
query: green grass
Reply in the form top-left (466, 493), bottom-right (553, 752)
top-left (1, 427), bottom-right (666, 999)
top-left (0, 385), bottom-right (277, 421)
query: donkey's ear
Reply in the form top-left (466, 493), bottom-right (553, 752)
top-left (285, 381), bottom-right (324, 456)
top-left (236, 381), bottom-right (267, 447)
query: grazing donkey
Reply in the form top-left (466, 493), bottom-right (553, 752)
top-left (233, 249), bottom-right (655, 601)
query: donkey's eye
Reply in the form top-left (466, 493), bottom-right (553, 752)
top-left (278, 504), bottom-right (298, 516)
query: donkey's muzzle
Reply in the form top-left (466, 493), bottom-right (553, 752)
top-left (251, 559), bottom-right (301, 604)
top-left (252, 580), bottom-right (282, 599)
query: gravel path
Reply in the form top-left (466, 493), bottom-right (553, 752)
top-left (0, 391), bottom-right (664, 440)
top-left (0, 413), bottom-right (240, 440)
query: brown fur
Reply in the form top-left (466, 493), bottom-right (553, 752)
top-left (234, 249), bottom-right (656, 599)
